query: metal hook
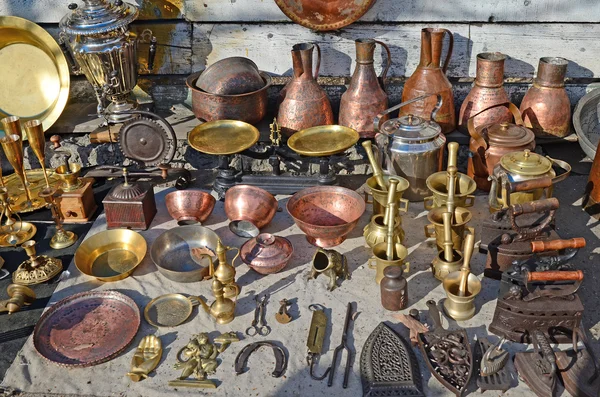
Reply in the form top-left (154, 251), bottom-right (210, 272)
top-left (307, 353), bottom-right (331, 380)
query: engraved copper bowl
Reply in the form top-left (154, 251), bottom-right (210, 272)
top-left (240, 233), bottom-right (294, 275)
top-left (165, 190), bottom-right (216, 225)
top-left (287, 186), bottom-right (366, 248)
top-left (224, 185), bottom-right (278, 237)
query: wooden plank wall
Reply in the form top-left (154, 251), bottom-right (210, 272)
top-left (2, 0), bottom-right (599, 112)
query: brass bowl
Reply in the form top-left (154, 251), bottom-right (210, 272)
top-left (0, 17), bottom-right (69, 131)
top-left (188, 119), bottom-right (260, 156)
top-left (165, 190), bottom-right (216, 225)
top-left (287, 186), bottom-right (366, 248)
top-left (224, 185), bottom-right (278, 237)
top-left (287, 125), bottom-right (359, 157)
top-left (150, 225), bottom-right (220, 283)
top-left (75, 229), bottom-right (147, 282)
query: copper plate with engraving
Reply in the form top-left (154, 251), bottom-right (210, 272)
top-left (3, 169), bottom-right (61, 213)
top-left (287, 125), bottom-right (359, 157)
top-left (274, 0), bottom-right (376, 31)
top-left (33, 290), bottom-right (140, 367)
top-left (188, 120), bottom-right (260, 155)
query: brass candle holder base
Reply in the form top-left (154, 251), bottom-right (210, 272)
top-left (13, 240), bottom-right (63, 285)
top-left (49, 230), bottom-right (78, 250)
top-left (0, 221), bottom-right (37, 247)
top-left (0, 284), bottom-right (36, 314)
top-left (39, 186), bottom-right (78, 250)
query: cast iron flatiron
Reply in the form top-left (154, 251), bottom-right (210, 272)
top-left (514, 330), bottom-right (558, 397)
top-left (418, 300), bottom-right (473, 396)
top-left (477, 337), bottom-right (511, 393)
top-left (555, 327), bottom-right (600, 397)
top-left (360, 322), bottom-right (424, 397)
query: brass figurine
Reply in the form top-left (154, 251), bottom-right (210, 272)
top-left (212, 240), bottom-right (240, 299)
top-left (0, 187), bottom-right (36, 247)
top-left (38, 186), bottom-right (78, 249)
top-left (127, 335), bottom-right (162, 382)
top-left (199, 278), bottom-right (236, 324)
top-left (309, 248), bottom-right (350, 291)
top-left (0, 284), bottom-right (36, 314)
top-left (13, 240), bottom-right (63, 285)
top-left (168, 332), bottom-right (239, 388)
top-left (23, 119), bottom-right (50, 188)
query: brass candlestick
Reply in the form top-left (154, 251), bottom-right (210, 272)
top-left (23, 119), bottom-right (50, 188)
top-left (38, 186), bottom-right (77, 249)
top-left (0, 187), bottom-right (36, 247)
top-left (0, 284), bottom-right (36, 314)
top-left (13, 240), bottom-right (63, 285)
top-left (0, 131), bottom-right (38, 209)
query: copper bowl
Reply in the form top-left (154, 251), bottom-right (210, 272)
top-left (224, 185), bottom-right (278, 238)
top-left (195, 57), bottom-right (264, 95)
top-left (165, 190), bottom-right (216, 225)
top-left (240, 233), bottom-right (293, 275)
top-left (287, 186), bottom-right (366, 248)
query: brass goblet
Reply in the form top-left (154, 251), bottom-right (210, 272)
top-left (38, 186), bottom-right (77, 250)
top-left (23, 119), bottom-right (51, 188)
top-left (0, 132), bottom-right (38, 209)
top-left (0, 115), bottom-right (23, 138)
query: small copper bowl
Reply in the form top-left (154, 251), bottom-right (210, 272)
top-left (240, 233), bottom-right (293, 275)
top-left (224, 185), bottom-right (278, 237)
top-left (165, 190), bottom-right (216, 225)
top-left (287, 186), bottom-right (366, 248)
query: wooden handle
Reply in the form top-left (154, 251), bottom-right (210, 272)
top-left (362, 140), bottom-right (387, 191)
top-left (527, 270), bottom-right (583, 282)
top-left (447, 142), bottom-right (459, 169)
top-left (508, 177), bottom-right (553, 193)
top-left (531, 238), bottom-right (586, 253)
top-left (50, 135), bottom-right (61, 149)
top-left (512, 197), bottom-right (559, 216)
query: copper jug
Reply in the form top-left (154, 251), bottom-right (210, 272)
top-left (278, 43), bottom-right (334, 136)
top-left (339, 39), bottom-right (391, 138)
top-left (520, 57), bottom-right (570, 138)
top-left (400, 28), bottom-right (455, 134)
top-left (458, 52), bottom-right (512, 134)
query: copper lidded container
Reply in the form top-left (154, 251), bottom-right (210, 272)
top-left (520, 57), bottom-right (571, 138)
top-left (401, 28), bottom-right (455, 134)
top-left (467, 103), bottom-right (535, 191)
top-left (458, 52), bottom-right (512, 134)
top-left (240, 233), bottom-right (293, 275)
top-left (339, 38), bottom-right (391, 138)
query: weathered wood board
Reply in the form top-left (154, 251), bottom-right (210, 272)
top-left (5, 0), bottom-right (595, 23)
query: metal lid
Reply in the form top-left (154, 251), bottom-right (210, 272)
top-left (60, 0), bottom-right (138, 36)
top-left (500, 149), bottom-right (553, 176)
top-left (380, 114), bottom-right (442, 142)
top-left (483, 122), bottom-right (535, 148)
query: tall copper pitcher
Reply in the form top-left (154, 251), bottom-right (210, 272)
top-left (458, 52), bottom-right (512, 134)
top-left (339, 39), bottom-right (391, 138)
top-left (400, 28), bottom-right (455, 134)
top-left (278, 43), bottom-right (333, 136)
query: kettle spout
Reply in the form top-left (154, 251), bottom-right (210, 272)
top-left (198, 296), bottom-right (211, 314)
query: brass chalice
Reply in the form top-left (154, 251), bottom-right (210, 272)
top-left (23, 119), bottom-right (51, 188)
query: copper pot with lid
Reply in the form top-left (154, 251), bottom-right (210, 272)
top-left (467, 103), bottom-right (535, 191)
top-left (240, 233), bottom-right (293, 275)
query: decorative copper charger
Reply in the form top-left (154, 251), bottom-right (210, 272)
top-left (33, 290), bottom-right (140, 367)
top-left (274, 0), bottom-right (376, 31)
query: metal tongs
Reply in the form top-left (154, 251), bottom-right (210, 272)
top-left (328, 302), bottom-right (356, 388)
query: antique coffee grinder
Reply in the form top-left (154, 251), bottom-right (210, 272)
top-left (59, 0), bottom-right (157, 124)
top-left (51, 136), bottom-right (97, 223)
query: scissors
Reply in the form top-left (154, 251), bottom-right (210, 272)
top-left (246, 294), bottom-right (271, 336)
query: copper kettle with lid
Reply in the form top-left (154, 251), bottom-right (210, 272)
top-left (467, 103), bottom-right (535, 191)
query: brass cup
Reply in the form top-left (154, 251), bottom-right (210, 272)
top-left (366, 175), bottom-right (410, 216)
top-left (424, 171), bottom-right (477, 210)
top-left (363, 214), bottom-right (404, 248)
top-left (0, 116), bottom-right (23, 138)
top-left (424, 207), bottom-right (473, 252)
top-left (431, 250), bottom-right (463, 281)
top-left (369, 242), bottom-right (409, 284)
top-left (55, 163), bottom-right (83, 192)
top-left (442, 271), bottom-right (482, 320)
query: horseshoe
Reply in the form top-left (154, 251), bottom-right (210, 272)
top-left (234, 341), bottom-right (288, 378)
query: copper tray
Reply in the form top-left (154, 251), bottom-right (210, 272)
top-left (3, 169), bottom-right (61, 213)
top-left (287, 125), bottom-right (359, 157)
top-left (188, 120), bottom-right (260, 155)
top-left (274, 0), bottom-right (376, 31)
top-left (33, 290), bottom-right (140, 367)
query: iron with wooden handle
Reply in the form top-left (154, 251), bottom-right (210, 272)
top-left (500, 176), bottom-right (554, 209)
top-left (527, 270), bottom-right (583, 282)
top-left (531, 238), bottom-right (586, 253)
top-left (362, 140), bottom-right (388, 191)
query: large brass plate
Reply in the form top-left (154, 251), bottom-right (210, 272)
top-left (287, 125), bottom-right (359, 157)
top-left (3, 169), bottom-right (61, 213)
top-left (0, 17), bottom-right (70, 132)
top-left (188, 120), bottom-right (260, 155)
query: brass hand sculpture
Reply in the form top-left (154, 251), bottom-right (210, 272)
top-left (127, 335), bottom-right (162, 382)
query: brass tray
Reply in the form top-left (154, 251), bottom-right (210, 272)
top-left (144, 293), bottom-right (200, 328)
top-left (33, 290), bottom-right (140, 367)
top-left (188, 120), bottom-right (260, 155)
top-left (287, 125), bottom-right (359, 157)
top-left (0, 16), bottom-right (69, 131)
top-left (3, 169), bottom-right (61, 213)
top-left (274, 0), bottom-right (376, 31)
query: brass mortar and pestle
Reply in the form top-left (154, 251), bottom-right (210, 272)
top-left (369, 178), bottom-right (409, 284)
top-left (443, 232), bottom-right (481, 321)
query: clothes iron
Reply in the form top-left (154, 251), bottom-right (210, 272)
top-left (360, 322), bottom-right (424, 397)
top-left (514, 330), bottom-right (558, 397)
top-left (490, 268), bottom-right (584, 343)
top-left (417, 300), bottom-right (473, 396)
top-left (477, 337), bottom-right (511, 393)
top-left (555, 328), bottom-right (600, 397)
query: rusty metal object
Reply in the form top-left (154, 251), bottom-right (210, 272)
top-left (339, 39), bottom-right (390, 138)
top-left (514, 330), bottom-right (558, 397)
top-left (224, 185), bottom-right (278, 237)
top-left (274, 0), bottom-right (376, 31)
top-left (328, 302), bottom-right (356, 388)
top-left (521, 57), bottom-right (570, 138)
top-left (240, 233), bottom-right (293, 275)
top-left (393, 310), bottom-right (429, 346)
top-left (555, 328), bottom-right (600, 397)
top-left (401, 28), bottom-right (455, 134)
top-left (118, 115), bottom-right (174, 167)
top-left (380, 266), bottom-right (408, 311)
top-left (467, 103), bottom-right (535, 191)
top-left (287, 186), bottom-right (365, 248)
top-left (418, 300), bottom-right (473, 396)
top-left (195, 57), bottom-right (264, 95)
top-left (235, 341), bottom-right (288, 378)
top-left (186, 71), bottom-right (270, 124)
top-left (165, 190), bottom-right (216, 225)
top-left (458, 52), bottom-right (512, 134)
top-left (277, 43), bottom-right (334, 136)
top-left (33, 290), bottom-right (140, 367)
